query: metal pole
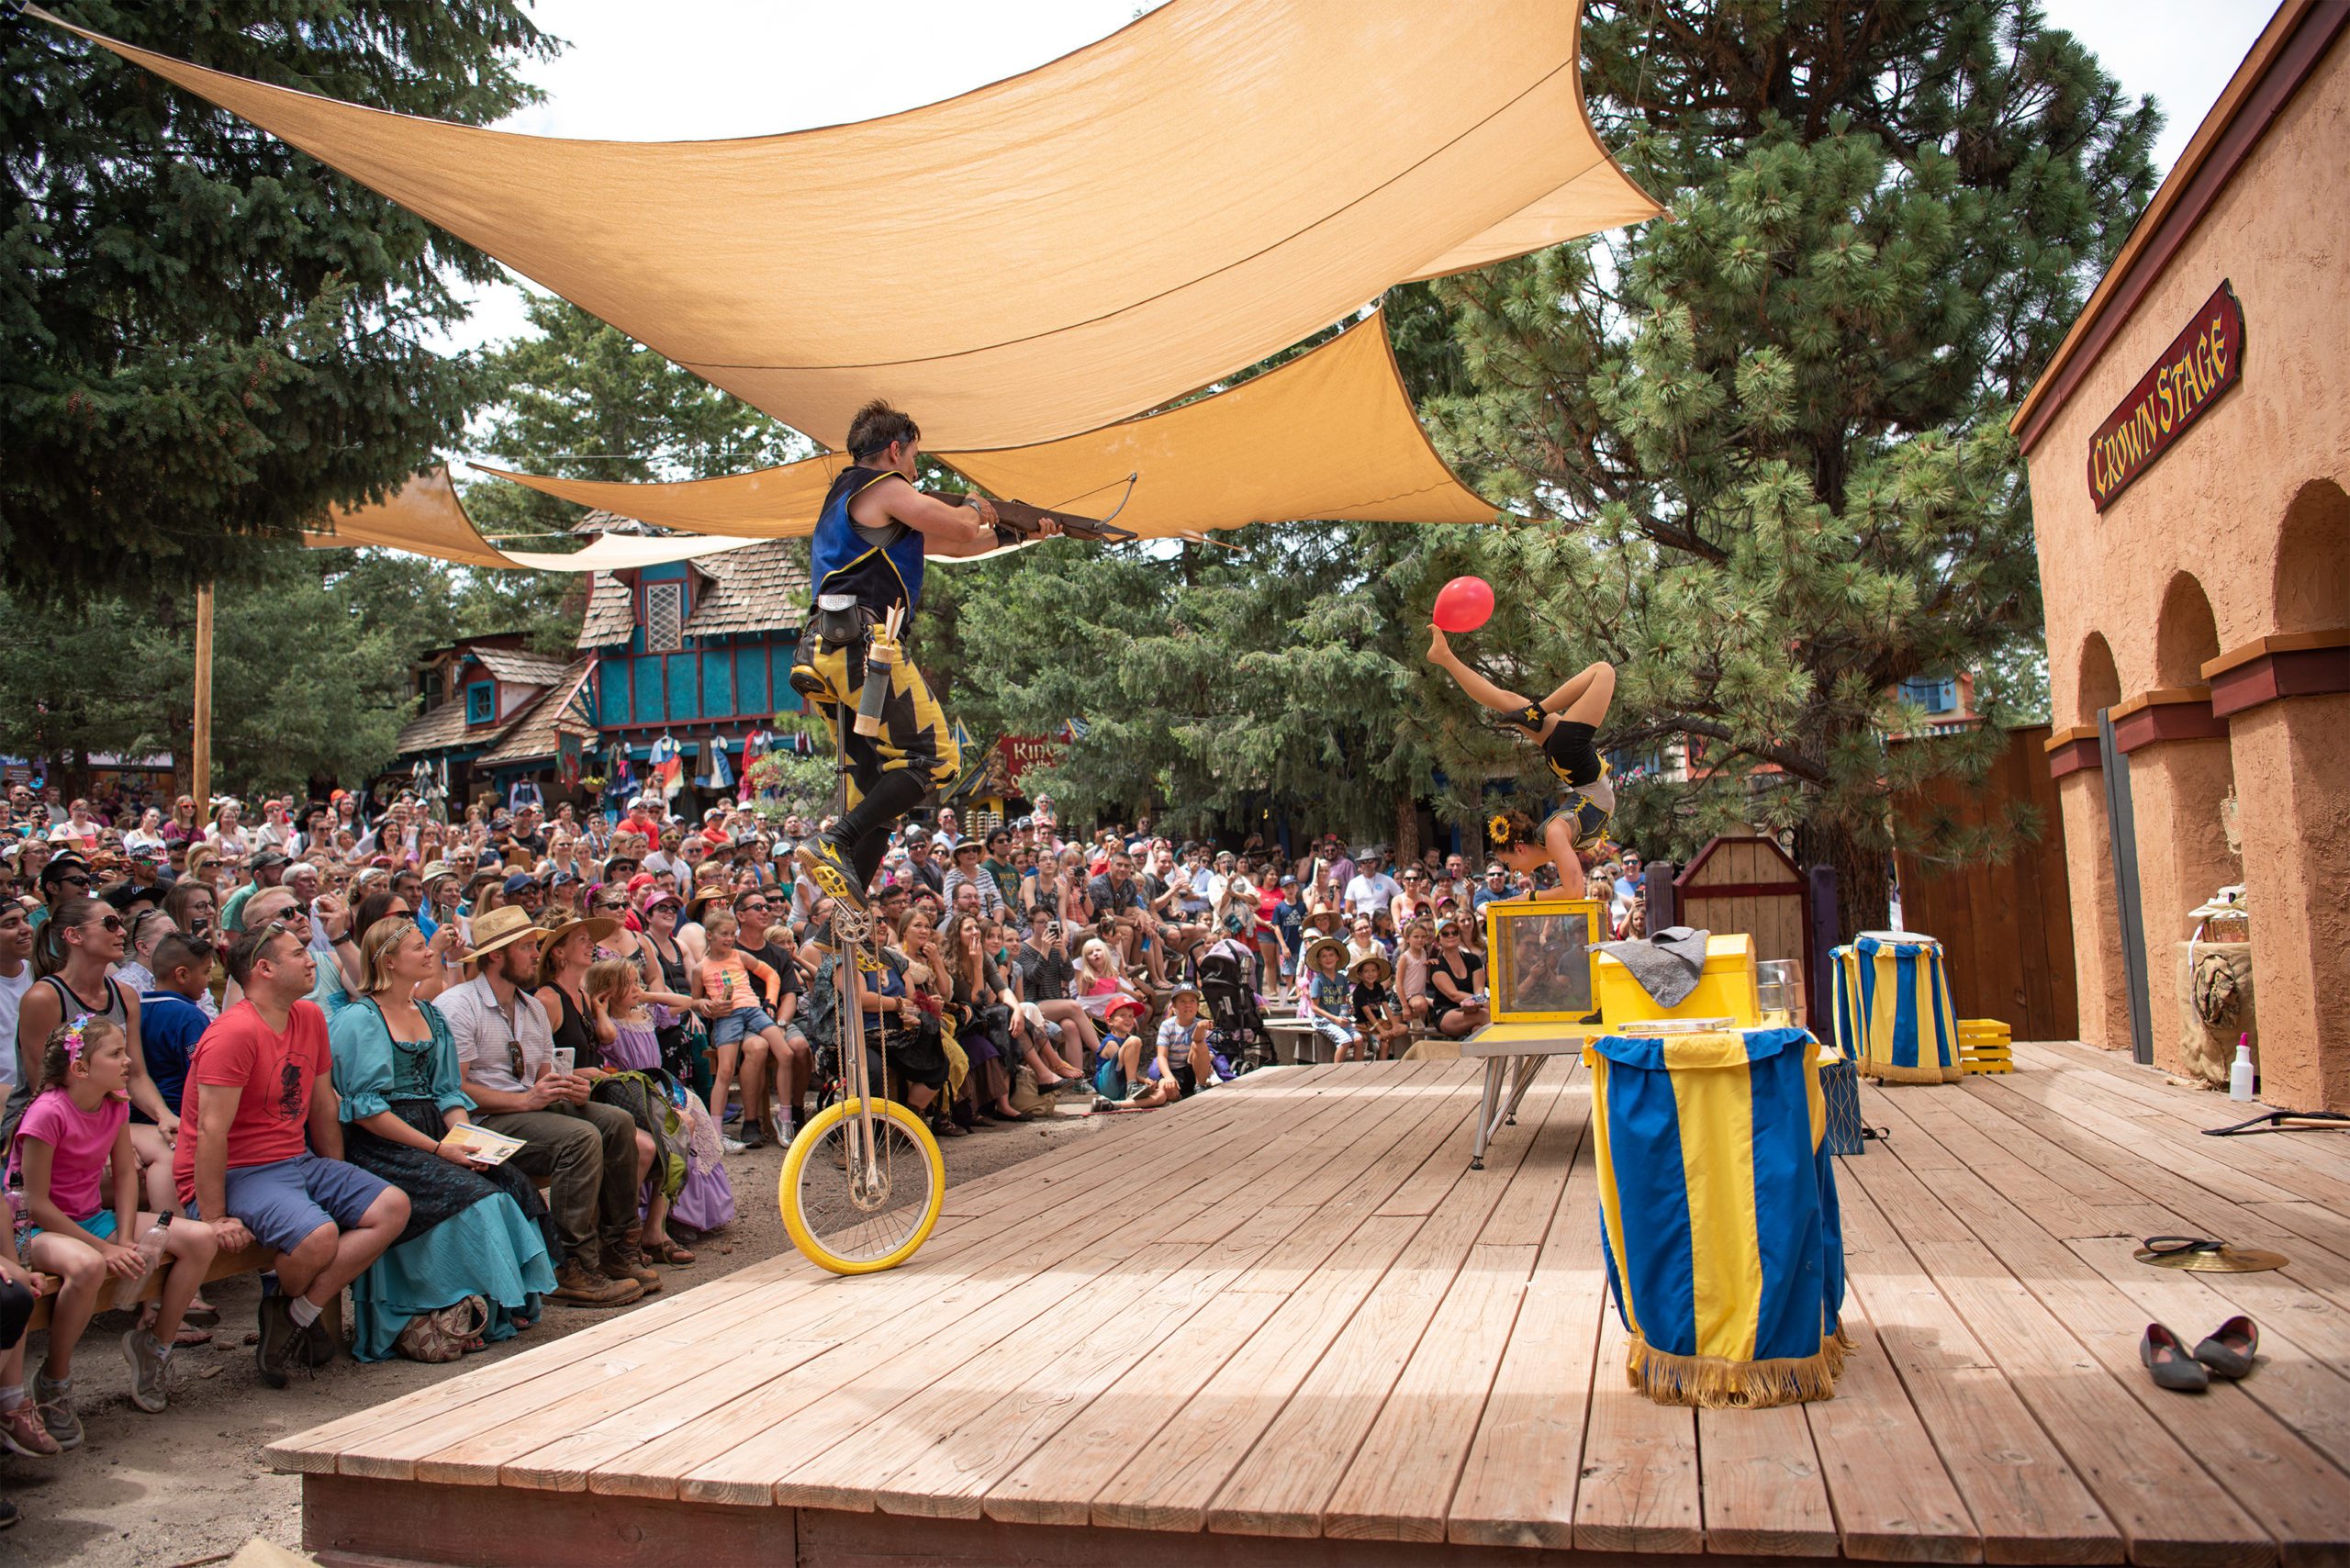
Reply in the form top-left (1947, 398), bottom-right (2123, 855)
top-left (191, 581), bottom-right (215, 807)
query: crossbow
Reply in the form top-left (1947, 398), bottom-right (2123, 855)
top-left (920, 471), bottom-right (1140, 546)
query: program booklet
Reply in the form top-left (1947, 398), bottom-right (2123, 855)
top-left (436, 1124), bottom-right (526, 1166)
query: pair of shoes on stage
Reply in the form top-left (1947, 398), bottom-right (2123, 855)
top-left (2141, 1316), bottom-right (2259, 1392)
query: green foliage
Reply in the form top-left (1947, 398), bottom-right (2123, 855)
top-left (465, 291), bottom-right (814, 541)
top-left (0, 543), bottom-right (530, 796)
top-left (1, 0), bottom-right (557, 599)
top-left (1416, 0), bottom-right (2158, 927)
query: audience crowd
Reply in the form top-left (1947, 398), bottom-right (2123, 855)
top-left (0, 776), bottom-right (1646, 1526)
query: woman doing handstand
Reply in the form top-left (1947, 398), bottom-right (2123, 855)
top-left (1427, 627), bottom-right (1617, 901)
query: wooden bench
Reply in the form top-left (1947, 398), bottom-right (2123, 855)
top-left (25, 1241), bottom-right (276, 1334)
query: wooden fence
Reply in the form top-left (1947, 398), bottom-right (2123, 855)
top-left (1673, 834), bottom-right (1811, 1004)
top-left (1892, 723), bottom-right (2079, 1041)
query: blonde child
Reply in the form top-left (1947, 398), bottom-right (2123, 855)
top-left (696, 910), bottom-right (786, 1149)
top-left (9, 1016), bottom-right (220, 1445)
top-left (582, 959), bottom-right (733, 1251)
top-left (1298, 936), bottom-right (1363, 1062)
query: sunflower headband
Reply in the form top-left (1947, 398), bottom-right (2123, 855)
top-left (1486, 813), bottom-right (1516, 848)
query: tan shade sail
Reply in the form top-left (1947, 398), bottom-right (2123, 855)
top-left (304, 468), bottom-right (762, 571)
top-left (305, 467), bottom-right (513, 568)
top-left (41, 0), bottom-right (1657, 449)
top-left (479, 309), bottom-right (1497, 540)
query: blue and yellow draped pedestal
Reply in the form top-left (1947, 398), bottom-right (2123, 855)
top-left (1830, 934), bottom-right (1964, 1084)
top-left (1586, 1025), bottom-right (1848, 1407)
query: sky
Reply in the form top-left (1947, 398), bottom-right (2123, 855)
top-left (426, 0), bottom-right (2280, 383)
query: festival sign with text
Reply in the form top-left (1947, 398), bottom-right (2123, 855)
top-left (2087, 281), bottom-right (2244, 512)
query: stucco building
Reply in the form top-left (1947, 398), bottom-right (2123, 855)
top-left (2018, 0), bottom-right (2350, 1108)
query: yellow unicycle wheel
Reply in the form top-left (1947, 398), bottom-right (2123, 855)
top-left (778, 1096), bottom-right (945, 1274)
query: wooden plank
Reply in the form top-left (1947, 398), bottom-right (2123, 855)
top-left (1835, 1174), bottom-right (2117, 1564)
top-left (1697, 1401), bottom-right (1841, 1558)
top-left (1846, 1149), bottom-right (2277, 1567)
top-left (1571, 1309), bottom-right (1703, 1553)
top-left (1803, 1286), bottom-right (1983, 1564)
top-left (1444, 1119), bottom-right (1607, 1550)
top-left (1323, 1076), bottom-right (1588, 1540)
top-left (301, 1473), bottom-right (792, 1567)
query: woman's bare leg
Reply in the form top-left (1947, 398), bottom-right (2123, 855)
top-left (1540, 661), bottom-right (1617, 726)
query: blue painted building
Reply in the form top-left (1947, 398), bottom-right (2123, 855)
top-left (393, 539), bottom-right (809, 812)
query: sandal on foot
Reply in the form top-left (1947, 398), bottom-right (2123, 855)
top-left (650, 1239), bottom-right (697, 1265)
top-left (173, 1324), bottom-right (214, 1348)
top-left (2142, 1323), bottom-right (2210, 1392)
top-left (2194, 1315), bottom-right (2259, 1380)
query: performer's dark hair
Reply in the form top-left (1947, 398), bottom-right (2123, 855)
top-left (846, 400), bottom-right (921, 461)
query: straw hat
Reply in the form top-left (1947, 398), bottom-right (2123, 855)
top-left (535, 914), bottom-right (620, 955)
top-left (1350, 951), bottom-right (1393, 984)
top-left (1304, 935), bottom-right (1349, 972)
top-left (459, 904), bottom-right (543, 962)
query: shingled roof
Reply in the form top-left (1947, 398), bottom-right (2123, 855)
top-left (575, 540), bottom-right (808, 649)
top-left (468, 647), bottom-right (570, 687)
top-left (394, 697), bottom-right (512, 757)
top-left (477, 655), bottom-right (598, 767)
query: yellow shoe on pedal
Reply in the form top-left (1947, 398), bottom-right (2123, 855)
top-left (788, 660), bottom-right (832, 701)
top-left (795, 835), bottom-right (868, 913)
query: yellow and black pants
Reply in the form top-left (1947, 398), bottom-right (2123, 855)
top-left (800, 637), bottom-right (961, 806)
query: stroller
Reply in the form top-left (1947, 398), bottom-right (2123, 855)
top-left (1192, 938), bottom-right (1270, 1075)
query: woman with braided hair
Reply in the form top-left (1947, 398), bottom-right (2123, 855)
top-left (1427, 627), bottom-right (1617, 901)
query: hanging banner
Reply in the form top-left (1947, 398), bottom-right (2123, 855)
top-left (2087, 281), bottom-right (2244, 512)
top-left (557, 733), bottom-right (583, 790)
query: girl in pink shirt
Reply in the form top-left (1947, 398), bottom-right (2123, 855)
top-left (8, 1016), bottom-right (218, 1439)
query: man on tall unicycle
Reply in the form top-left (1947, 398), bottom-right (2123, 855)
top-left (791, 400), bottom-right (1050, 913)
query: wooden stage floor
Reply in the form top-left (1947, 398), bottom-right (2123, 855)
top-left (273, 1044), bottom-right (2350, 1568)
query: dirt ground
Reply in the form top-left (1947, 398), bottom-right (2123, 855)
top-left (6, 1104), bottom-right (1115, 1567)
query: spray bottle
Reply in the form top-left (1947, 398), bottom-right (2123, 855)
top-left (2229, 1032), bottom-right (2257, 1102)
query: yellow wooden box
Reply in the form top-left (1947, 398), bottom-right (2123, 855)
top-left (1593, 933), bottom-right (1762, 1027)
top-left (1485, 899), bottom-right (1604, 1024)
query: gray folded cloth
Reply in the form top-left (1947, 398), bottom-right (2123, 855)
top-left (1594, 926), bottom-right (1712, 1008)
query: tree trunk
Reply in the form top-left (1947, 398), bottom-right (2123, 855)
top-left (1812, 819), bottom-right (1891, 942)
top-left (1394, 793), bottom-right (1421, 866)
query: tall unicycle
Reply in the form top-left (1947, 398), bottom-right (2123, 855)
top-left (779, 610), bottom-right (944, 1273)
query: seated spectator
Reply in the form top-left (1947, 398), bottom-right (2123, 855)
top-left (941, 839), bottom-right (1006, 919)
top-left (835, 928), bottom-right (951, 1127)
top-left (437, 907), bottom-right (649, 1307)
top-left (1151, 983), bottom-right (1219, 1098)
top-left (940, 912), bottom-right (1024, 1125)
top-left (1092, 996), bottom-right (1166, 1104)
top-left (174, 923), bottom-right (409, 1386)
top-left (582, 958), bottom-right (731, 1250)
top-left (734, 892), bottom-right (811, 1138)
top-left (1349, 954), bottom-right (1411, 1060)
top-left (1344, 914), bottom-right (1383, 969)
top-left (1073, 937), bottom-right (1142, 1016)
top-left (10, 1015), bottom-right (220, 1439)
top-left (1011, 905), bottom-right (1097, 1069)
top-left (327, 918), bottom-right (557, 1361)
top-left (691, 908), bottom-right (783, 1150)
top-left (1297, 936), bottom-right (1363, 1060)
top-left (0, 1185), bottom-right (55, 1485)
top-left (1426, 918), bottom-right (1489, 1039)
top-left (1395, 919), bottom-right (1437, 1031)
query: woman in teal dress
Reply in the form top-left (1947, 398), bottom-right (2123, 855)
top-left (327, 919), bottom-right (556, 1361)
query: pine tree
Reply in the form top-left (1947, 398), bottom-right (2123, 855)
top-left (1420, 0), bottom-right (2160, 931)
top-left (465, 291), bottom-right (813, 540)
top-left (1, 1), bottom-right (554, 599)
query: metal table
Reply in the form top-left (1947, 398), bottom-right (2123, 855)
top-left (1461, 1021), bottom-right (1591, 1169)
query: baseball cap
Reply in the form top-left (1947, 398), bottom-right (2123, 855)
top-left (501, 872), bottom-right (539, 895)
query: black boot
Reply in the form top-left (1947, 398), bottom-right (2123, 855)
top-left (798, 770), bottom-right (924, 912)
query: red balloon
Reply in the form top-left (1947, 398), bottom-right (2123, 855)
top-left (1432, 575), bottom-right (1494, 633)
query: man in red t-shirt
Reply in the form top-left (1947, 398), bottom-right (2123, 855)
top-left (174, 924), bottom-right (408, 1386)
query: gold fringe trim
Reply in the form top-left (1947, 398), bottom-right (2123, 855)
top-left (1624, 1330), bottom-right (1848, 1409)
top-left (1862, 1059), bottom-right (1964, 1084)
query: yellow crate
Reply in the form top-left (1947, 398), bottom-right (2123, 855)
top-left (1960, 1058), bottom-right (2014, 1074)
top-left (1957, 1018), bottom-right (2012, 1042)
top-left (1594, 933), bottom-right (1760, 1028)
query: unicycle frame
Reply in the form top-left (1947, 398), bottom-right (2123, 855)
top-left (828, 692), bottom-right (885, 1194)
